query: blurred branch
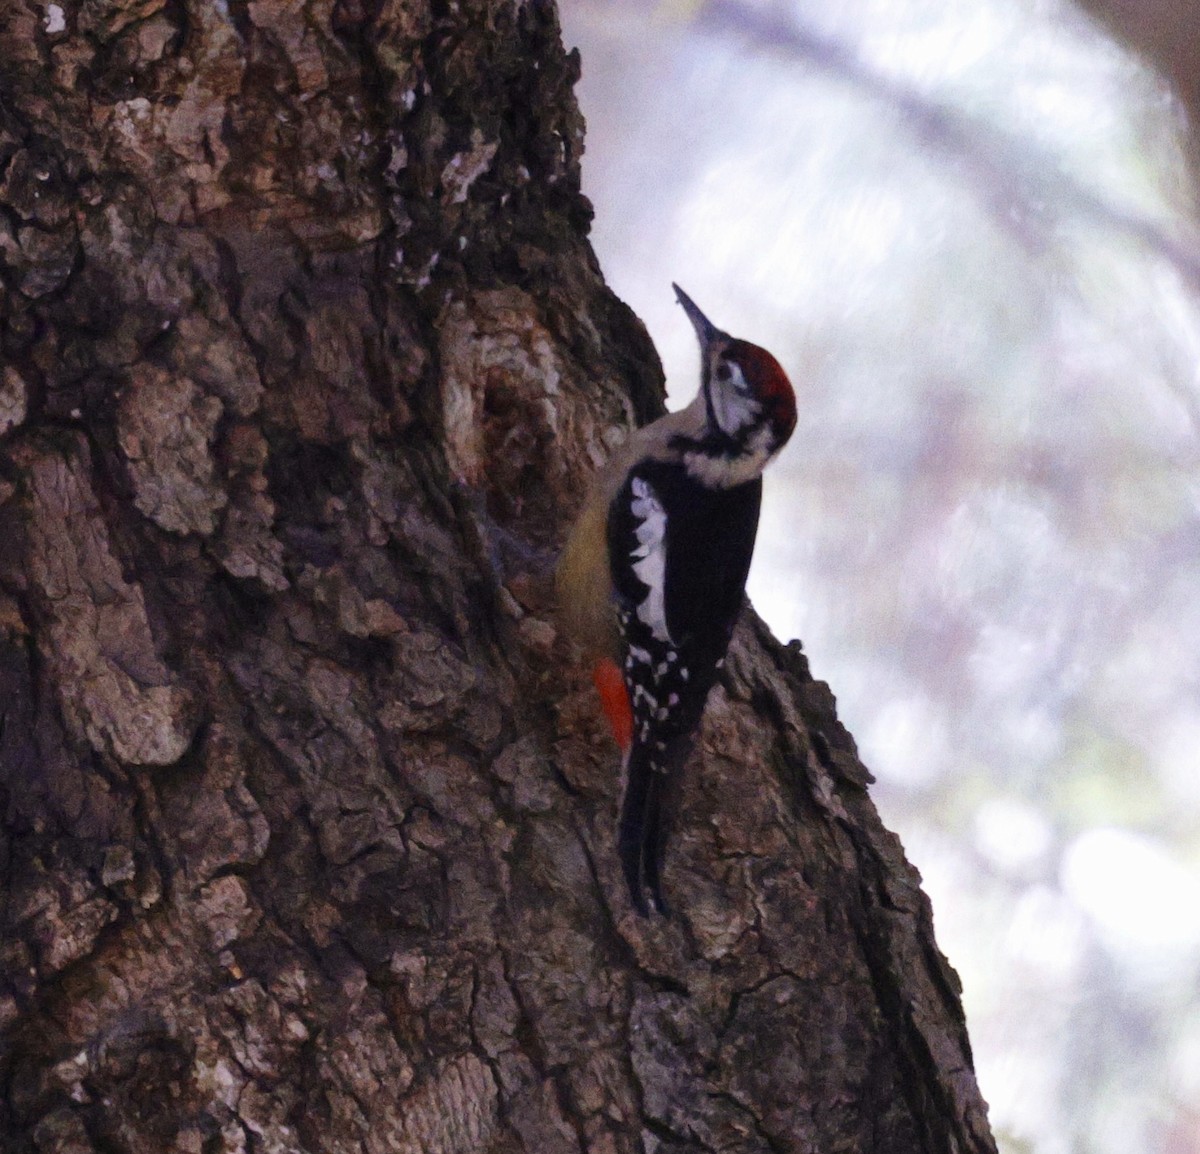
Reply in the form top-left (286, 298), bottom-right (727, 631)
top-left (699, 0), bottom-right (1200, 290)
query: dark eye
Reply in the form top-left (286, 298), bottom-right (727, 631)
top-left (714, 362), bottom-right (732, 383)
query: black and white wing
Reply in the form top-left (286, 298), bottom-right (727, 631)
top-left (606, 460), bottom-right (763, 913)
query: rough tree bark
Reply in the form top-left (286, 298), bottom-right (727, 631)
top-left (0, 2), bottom-right (995, 1152)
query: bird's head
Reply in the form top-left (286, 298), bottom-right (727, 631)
top-left (673, 283), bottom-right (797, 456)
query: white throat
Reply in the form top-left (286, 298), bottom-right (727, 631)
top-left (682, 425), bottom-right (777, 488)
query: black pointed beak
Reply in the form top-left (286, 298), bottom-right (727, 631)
top-left (672, 283), bottom-right (722, 349)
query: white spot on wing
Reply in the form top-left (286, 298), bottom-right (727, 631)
top-left (629, 477), bottom-right (672, 644)
top-left (627, 644), bottom-right (653, 666)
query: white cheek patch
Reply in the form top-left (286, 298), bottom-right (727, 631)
top-left (710, 362), bottom-right (761, 437)
top-left (629, 477), bottom-right (673, 644)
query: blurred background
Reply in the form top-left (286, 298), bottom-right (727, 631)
top-left (557, 1), bottom-right (1200, 1151)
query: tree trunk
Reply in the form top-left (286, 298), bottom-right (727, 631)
top-left (0, 2), bottom-right (994, 1152)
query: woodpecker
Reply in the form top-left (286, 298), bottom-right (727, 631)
top-left (557, 285), bottom-right (796, 915)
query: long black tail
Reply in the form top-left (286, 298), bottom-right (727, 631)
top-left (618, 738), bottom-right (687, 916)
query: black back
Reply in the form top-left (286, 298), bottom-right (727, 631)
top-left (606, 460), bottom-right (763, 914)
top-left (608, 460), bottom-right (762, 683)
